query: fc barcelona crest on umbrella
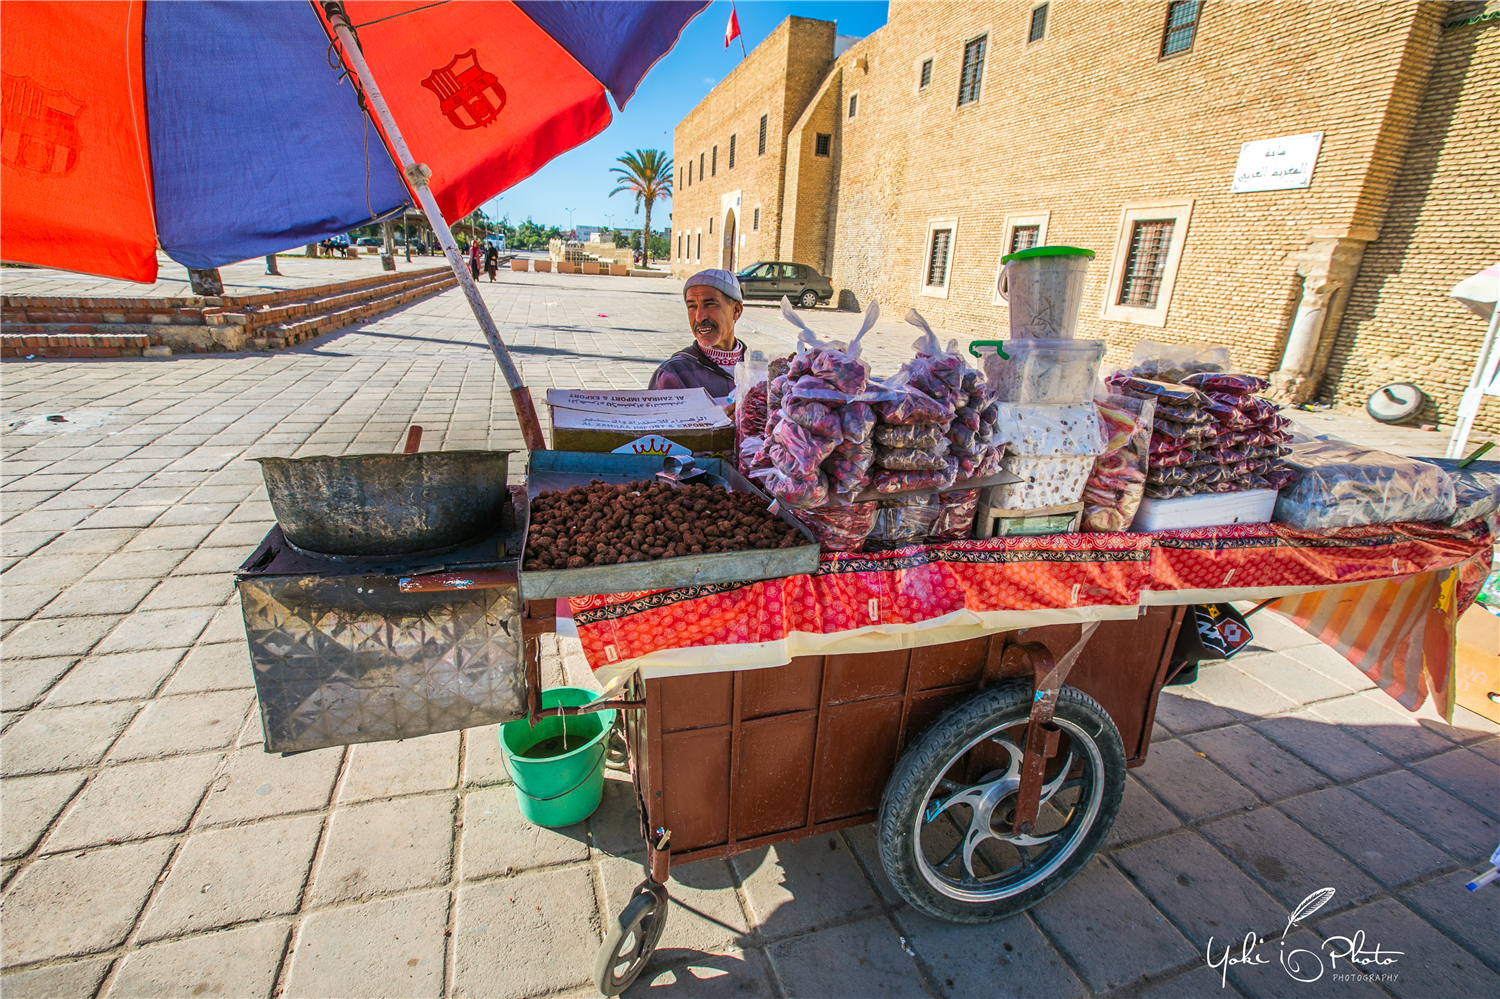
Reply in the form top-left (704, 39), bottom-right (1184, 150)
top-left (421, 50), bottom-right (506, 130)
top-left (1, 73), bottom-right (83, 175)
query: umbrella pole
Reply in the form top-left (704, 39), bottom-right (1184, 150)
top-left (323, 5), bottom-right (546, 452)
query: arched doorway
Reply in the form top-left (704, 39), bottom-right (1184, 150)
top-left (721, 208), bottom-right (737, 272)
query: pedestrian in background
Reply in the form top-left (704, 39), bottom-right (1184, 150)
top-left (484, 243), bottom-right (499, 282)
top-left (468, 240), bottom-right (481, 281)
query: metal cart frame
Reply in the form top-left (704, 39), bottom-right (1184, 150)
top-left (524, 602), bottom-right (1187, 994)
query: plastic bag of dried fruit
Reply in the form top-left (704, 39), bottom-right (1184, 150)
top-left (734, 350), bottom-right (770, 454)
top-left (1126, 340), bottom-right (1232, 382)
top-left (779, 296), bottom-right (879, 400)
top-left (870, 494), bottom-right (941, 543)
top-left (931, 489), bottom-right (981, 541)
top-left (1081, 392), bottom-right (1156, 533)
top-left (798, 501), bottom-right (878, 551)
top-left (749, 466), bottom-right (830, 509)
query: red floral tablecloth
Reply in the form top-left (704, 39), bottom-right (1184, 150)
top-left (569, 521), bottom-right (1492, 717)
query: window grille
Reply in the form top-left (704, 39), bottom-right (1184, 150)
top-left (729, 134), bottom-right (736, 168)
top-left (696, 232), bottom-right (701, 258)
top-left (709, 217), bottom-right (713, 234)
top-left (927, 229), bottom-right (952, 288)
top-left (849, 94), bottom-right (858, 118)
top-left (815, 133), bottom-right (831, 156)
top-left (758, 115), bottom-right (767, 155)
top-left (958, 36), bottom-right (986, 105)
top-left (1118, 220), bottom-right (1175, 307)
top-left (920, 58), bottom-right (933, 89)
top-left (1160, 1), bottom-right (1201, 58)
top-left (1010, 225), bottom-right (1041, 253)
top-left (753, 208), bottom-right (760, 230)
top-left (677, 235), bottom-right (682, 259)
top-left (1029, 4), bottom-right (1048, 42)
top-left (687, 162), bottom-right (692, 185)
top-left (711, 146), bottom-right (717, 176)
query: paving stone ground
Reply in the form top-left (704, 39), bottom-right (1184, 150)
top-left (2, 270), bottom-right (1497, 998)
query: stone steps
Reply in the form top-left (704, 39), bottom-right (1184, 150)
top-left (251, 271), bottom-right (457, 348)
top-left (208, 269), bottom-right (454, 333)
top-left (1, 268), bottom-right (457, 357)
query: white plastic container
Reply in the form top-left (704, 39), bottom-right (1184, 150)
top-left (997, 245), bottom-right (1096, 339)
top-left (992, 402), bottom-right (1102, 456)
top-left (1130, 488), bottom-right (1279, 532)
top-left (993, 454), bottom-right (1096, 510)
top-left (985, 340), bottom-right (1106, 404)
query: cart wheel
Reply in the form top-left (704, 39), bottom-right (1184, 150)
top-left (594, 880), bottom-right (669, 996)
top-left (878, 681), bottom-right (1124, 924)
top-left (798, 289), bottom-right (819, 309)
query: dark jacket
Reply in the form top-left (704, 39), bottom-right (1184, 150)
top-left (649, 341), bottom-right (741, 399)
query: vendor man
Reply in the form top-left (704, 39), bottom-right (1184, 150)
top-left (649, 269), bottom-right (745, 402)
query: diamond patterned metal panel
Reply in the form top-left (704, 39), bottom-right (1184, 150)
top-left (238, 573), bottom-right (525, 753)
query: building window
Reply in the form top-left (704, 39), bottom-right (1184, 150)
top-left (758, 114), bottom-right (767, 155)
top-left (957, 36), bottom-right (986, 105)
top-left (1117, 221), bottom-right (1174, 307)
top-left (815, 133), bottom-right (831, 157)
top-left (696, 232), bottom-right (701, 259)
top-left (1011, 225), bottom-right (1041, 253)
top-left (1029, 4), bottom-right (1048, 42)
top-left (687, 162), bottom-right (692, 186)
top-left (921, 219), bottom-right (957, 298)
top-left (919, 57), bottom-right (933, 89)
top-left (927, 230), bottom-right (952, 288)
top-left (728, 134), bottom-right (736, 168)
top-left (677, 234), bottom-right (682, 259)
top-left (848, 93), bottom-right (858, 118)
top-left (753, 208), bottom-right (760, 230)
top-left (1102, 200), bottom-right (1194, 327)
top-left (1160, 0), bottom-right (1201, 58)
top-left (709, 217), bottom-right (713, 235)
top-left (699, 152), bottom-right (705, 180)
top-left (711, 146), bottom-right (717, 176)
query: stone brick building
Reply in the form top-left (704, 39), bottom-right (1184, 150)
top-left (671, 1), bottom-right (1500, 431)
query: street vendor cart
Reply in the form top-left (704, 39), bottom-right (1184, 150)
top-left (233, 441), bottom-right (1493, 997)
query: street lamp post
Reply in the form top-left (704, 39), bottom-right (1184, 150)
top-left (565, 207), bottom-right (576, 238)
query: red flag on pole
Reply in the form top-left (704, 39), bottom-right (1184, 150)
top-left (725, 5), bottom-right (740, 48)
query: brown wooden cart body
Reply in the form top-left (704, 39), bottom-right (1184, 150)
top-left (606, 607), bottom-right (1186, 869)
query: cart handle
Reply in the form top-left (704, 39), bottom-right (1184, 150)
top-left (967, 340), bottom-right (1010, 360)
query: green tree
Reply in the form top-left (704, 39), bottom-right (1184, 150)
top-left (516, 217), bottom-right (546, 249)
top-left (609, 149), bottom-right (672, 266)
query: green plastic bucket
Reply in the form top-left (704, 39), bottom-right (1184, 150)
top-left (500, 687), bottom-right (615, 828)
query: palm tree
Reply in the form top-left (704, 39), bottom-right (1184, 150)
top-left (609, 150), bottom-right (672, 268)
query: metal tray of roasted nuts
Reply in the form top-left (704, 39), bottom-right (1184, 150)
top-left (519, 451), bottom-right (820, 600)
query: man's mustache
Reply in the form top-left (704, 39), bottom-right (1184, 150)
top-left (694, 320), bottom-right (719, 335)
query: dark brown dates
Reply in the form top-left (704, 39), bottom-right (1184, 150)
top-left (524, 479), bottom-right (803, 569)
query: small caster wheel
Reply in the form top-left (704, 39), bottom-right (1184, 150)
top-left (594, 879), bottom-right (669, 996)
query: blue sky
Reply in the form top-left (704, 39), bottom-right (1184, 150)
top-left (482, 1), bottom-right (888, 233)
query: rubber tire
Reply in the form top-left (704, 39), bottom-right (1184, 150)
top-left (799, 290), bottom-right (819, 308)
top-left (594, 882), bottom-right (669, 996)
top-left (877, 682), bottom-right (1125, 924)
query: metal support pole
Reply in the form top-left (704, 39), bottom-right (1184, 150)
top-left (1448, 305), bottom-right (1500, 459)
top-left (322, 3), bottom-right (546, 451)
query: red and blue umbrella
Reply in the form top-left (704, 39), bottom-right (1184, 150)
top-left (2, 0), bottom-right (706, 282)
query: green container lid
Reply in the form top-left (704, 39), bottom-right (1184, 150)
top-left (1000, 244), bottom-right (1096, 264)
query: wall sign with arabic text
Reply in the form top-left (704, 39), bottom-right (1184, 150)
top-left (1231, 132), bottom-right (1323, 193)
